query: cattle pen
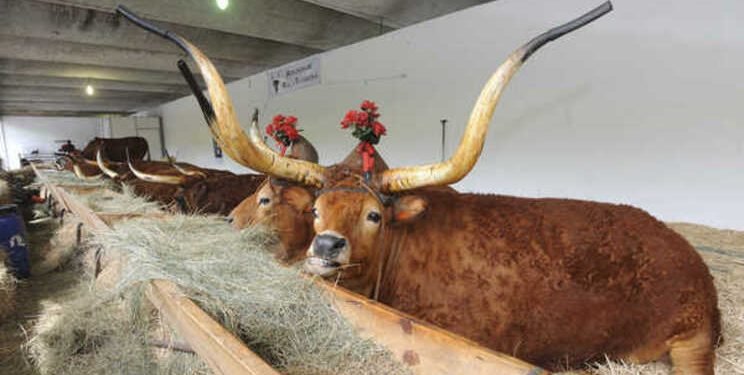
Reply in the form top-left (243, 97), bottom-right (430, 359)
top-left (30, 163), bottom-right (548, 375)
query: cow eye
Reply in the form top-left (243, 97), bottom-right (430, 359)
top-left (259, 197), bottom-right (271, 205)
top-left (367, 211), bottom-right (381, 223)
top-left (311, 208), bottom-right (319, 219)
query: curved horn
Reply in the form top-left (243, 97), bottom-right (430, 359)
top-left (81, 157), bottom-right (99, 166)
top-left (117, 6), bottom-right (326, 187)
top-left (71, 158), bottom-right (102, 181)
top-left (96, 148), bottom-right (120, 179)
top-left (170, 160), bottom-right (207, 178)
top-left (378, 1), bottom-right (613, 192)
top-left (126, 148), bottom-right (187, 185)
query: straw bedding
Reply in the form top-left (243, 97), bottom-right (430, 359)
top-left (27, 213), bottom-right (409, 375)
top-left (68, 185), bottom-right (161, 215)
top-left (0, 180), bottom-right (12, 205)
top-left (37, 170), bottom-right (109, 188)
top-left (0, 251), bottom-right (17, 322)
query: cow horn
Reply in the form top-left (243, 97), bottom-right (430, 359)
top-left (96, 148), bottom-right (119, 179)
top-left (81, 157), bottom-right (99, 167)
top-left (117, 5), bottom-right (326, 187)
top-left (378, 1), bottom-right (613, 192)
top-left (170, 161), bottom-right (207, 178)
top-left (71, 159), bottom-right (102, 181)
top-left (126, 148), bottom-right (187, 185)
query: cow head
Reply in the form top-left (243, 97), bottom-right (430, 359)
top-left (121, 3), bottom-right (604, 282)
top-left (230, 179), bottom-right (315, 263)
top-left (228, 135), bottom-right (321, 263)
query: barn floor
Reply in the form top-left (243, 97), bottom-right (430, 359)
top-left (0, 220), bottom-right (80, 375)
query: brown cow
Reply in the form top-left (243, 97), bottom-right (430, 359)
top-left (123, 3), bottom-right (720, 373)
top-left (120, 137), bottom-right (315, 216)
top-left (82, 137), bottom-right (149, 162)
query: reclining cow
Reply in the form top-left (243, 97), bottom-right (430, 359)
top-left (119, 139), bottom-right (317, 216)
top-left (121, 2), bottom-right (720, 373)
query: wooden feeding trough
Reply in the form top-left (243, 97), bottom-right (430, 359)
top-left (32, 164), bottom-right (547, 375)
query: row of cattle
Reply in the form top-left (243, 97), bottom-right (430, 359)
top-left (103, 3), bottom-right (722, 374)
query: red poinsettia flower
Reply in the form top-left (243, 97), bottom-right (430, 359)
top-left (372, 121), bottom-right (386, 136)
top-left (266, 113), bottom-right (302, 153)
top-left (361, 100), bottom-right (378, 112)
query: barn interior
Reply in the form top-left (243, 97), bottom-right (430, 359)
top-left (0, 1), bottom-right (742, 374)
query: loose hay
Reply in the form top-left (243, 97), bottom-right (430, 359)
top-left (37, 170), bottom-right (110, 188)
top-left (27, 282), bottom-right (210, 375)
top-left (0, 251), bottom-right (17, 321)
top-left (69, 185), bottom-right (161, 215)
top-left (85, 214), bottom-right (410, 375)
top-left (0, 180), bottom-right (12, 205)
top-left (32, 219), bottom-right (81, 276)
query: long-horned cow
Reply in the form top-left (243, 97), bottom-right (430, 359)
top-left (120, 3), bottom-right (720, 373)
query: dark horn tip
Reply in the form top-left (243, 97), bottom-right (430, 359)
top-left (521, 1), bottom-right (613, 63)
top-left (252, 108), bottom-right (259, 123)
top-left (177, 59), bottom-right (216, 126)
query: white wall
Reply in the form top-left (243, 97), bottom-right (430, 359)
top-left (0, 116), bottom-right (101, 169)
top-left (158, 0), bottom-right (744, 230)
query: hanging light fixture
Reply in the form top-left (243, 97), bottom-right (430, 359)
top-left (85, 84), bottom-right (95, 96)
top-left (216, 0), bottom-right (229, 10)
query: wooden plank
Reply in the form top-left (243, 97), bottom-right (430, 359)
top-left (31, 165), bottom-right (280, 375)
top-left (320, 282), bottom-right (548, 375)
top-left (148, 280), bottom-right (280, 375)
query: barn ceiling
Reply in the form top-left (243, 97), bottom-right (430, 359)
top-left (0, 0), bottom-right (493, 117)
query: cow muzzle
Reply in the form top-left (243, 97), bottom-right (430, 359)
top-left (304, 231), bottom-right (350, 277)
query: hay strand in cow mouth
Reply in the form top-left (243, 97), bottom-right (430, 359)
top-left (378, 1), bottom-right (614, 192)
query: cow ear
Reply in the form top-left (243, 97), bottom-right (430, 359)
top-left (392, 195), bottom-right (427, 223)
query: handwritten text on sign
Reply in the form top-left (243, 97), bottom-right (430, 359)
top-left (267, 56), bottom-right (321, 98)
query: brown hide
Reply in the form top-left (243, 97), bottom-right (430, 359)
top-left (311, 187), bottom-right (721, 371)
top-left (82, 137), bottom-right (149, 162)
top-left (124, 179), bottom-right (181, 207)
top-left (176, 174), bottom-right (265, 215)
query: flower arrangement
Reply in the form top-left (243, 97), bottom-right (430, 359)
top-left (266, 114), bottom-right (301, 155)
top-left (340, 100), bottom-right (387, 178)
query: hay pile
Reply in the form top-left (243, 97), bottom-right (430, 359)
top-left (27, 283), bottom-right (209, 375)
top-left (38, 170), bottom-right (109, 188)
top-left (32, 218), bottom-right (82, 276)
top-left (69, 185), bottom-right (161, 215)
top-left (30, 214), bottom-right (409, 375)
top-left (0, 180), bottom-right (12, 205)
top-left (0, 251), bottom-right (17, 321)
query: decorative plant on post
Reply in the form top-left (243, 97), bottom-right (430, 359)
top-left (340, 100), bottom-right (387, 181)
top-left (266, 115), bottom-right (301, 156)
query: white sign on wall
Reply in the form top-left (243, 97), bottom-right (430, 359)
top-left (267, 56), bottom-right (321, 98)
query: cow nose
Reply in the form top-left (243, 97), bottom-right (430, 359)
top-left (313, 234), bottom-right (346, 259)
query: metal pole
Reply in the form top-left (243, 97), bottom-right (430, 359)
top-left (440, 119), bottom-right (447, 162)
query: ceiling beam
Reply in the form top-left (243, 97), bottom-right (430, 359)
top-left (0, 58), bottom-right (213, 86)
top-left (0, 74), bottom-right (189, 94)
top-left (34, 0), bottom-right (392, 50)
top-left (0, 85), bottom-right (178, 101)
top-left (0, 35), bottom-right (257, 78)
top-left (0, 99), bottom-right (161, 114)
top-left (0, 109), bottom-right (130, 117)
top-left (298, 0), bottom-right (491, 29)
top-left (0, 0), bottom-right (321, 66)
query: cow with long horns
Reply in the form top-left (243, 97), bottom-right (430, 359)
top-left (120, 2), bottom-right (720, 373)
